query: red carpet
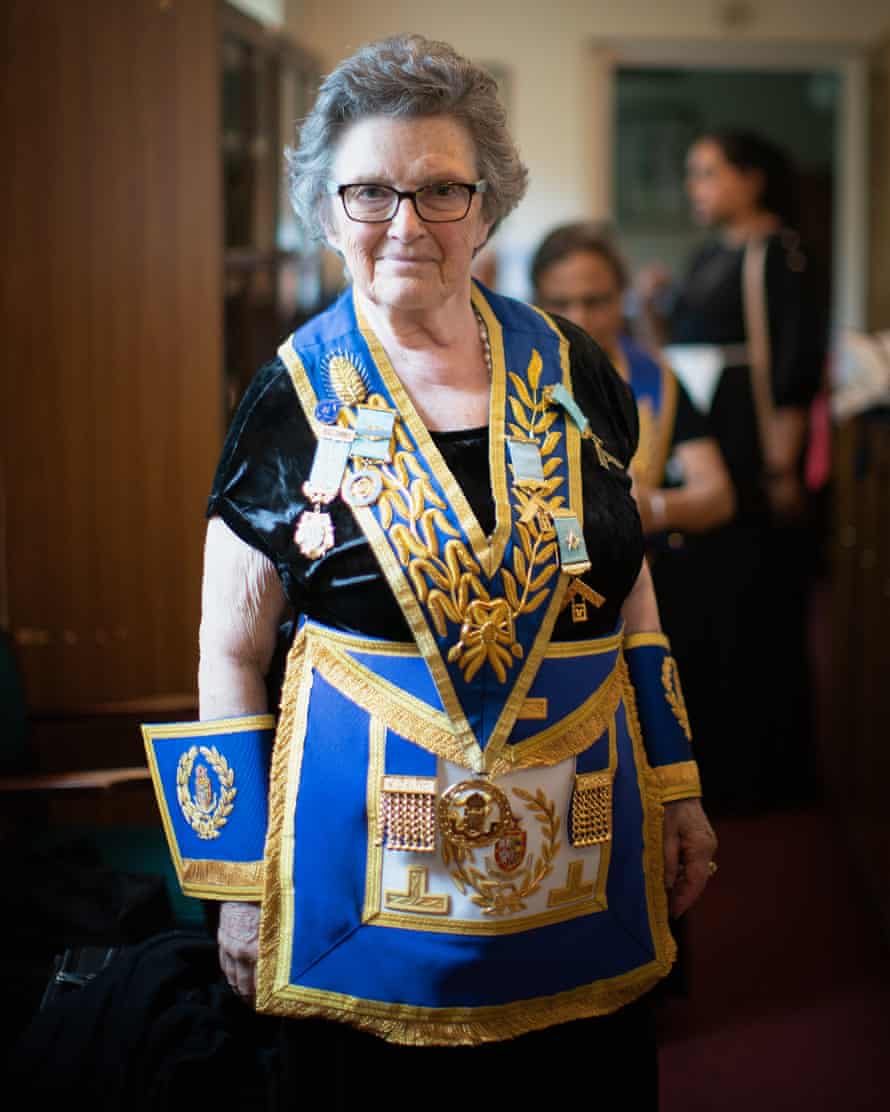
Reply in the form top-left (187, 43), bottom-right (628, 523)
top-left (656, 806), bottom-right (890, 1110)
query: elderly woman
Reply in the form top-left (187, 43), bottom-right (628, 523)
top-left (142, 34), bottom-right (717, 1109)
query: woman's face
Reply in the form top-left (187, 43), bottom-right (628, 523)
top-left (325, 114), bottom-right (492, 314)
top-left (685, 139), bottom-right (764, 226)
top-left (534, 250), bottom-right (624, 351)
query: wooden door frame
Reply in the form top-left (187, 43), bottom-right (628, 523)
top-left (589, 38), bottom-right (868, 333)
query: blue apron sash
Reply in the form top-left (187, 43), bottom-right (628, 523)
top-left (255, 619), bottom-right (675, 1045)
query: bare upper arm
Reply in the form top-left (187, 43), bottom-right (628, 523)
top-left (620, 559), bottom-right (662, 635)
top-left (198, 516), bottom-right (289, 683)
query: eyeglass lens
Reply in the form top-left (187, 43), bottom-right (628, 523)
top-left (342, 183), bottom-right (473, 222)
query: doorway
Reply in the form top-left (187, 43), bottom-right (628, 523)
top-left (612, 66), bottom-right (838, 328)
top-left (590, 40), bottom-right (868, 335)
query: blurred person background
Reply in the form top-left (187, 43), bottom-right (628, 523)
top-left (633, 130), bottom-right (827, 814)
top-left (4, 2), bottom-right (890, 1108)
top-left (529, 222), bottom-right (735, 804)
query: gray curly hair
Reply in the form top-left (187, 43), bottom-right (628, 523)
top-left (286, 34), bottom-right (528, 242)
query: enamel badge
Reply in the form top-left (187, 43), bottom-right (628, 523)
top-left (341, 468), bottom-right (383, 508)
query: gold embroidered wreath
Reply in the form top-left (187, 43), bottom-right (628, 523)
top-left (662, 656), bottom-right (692, 741)
top-left (176, 745), bottom-right (237, 841)
top-left (364, 350), bottom-right (565, 685)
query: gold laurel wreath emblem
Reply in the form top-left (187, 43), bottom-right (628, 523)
top-left (176, 745), bottom-right (237, 840)
top-left (364, 349), bottom-right (565, 685)
top-left (662, 656), bottom-right (692, 741)
top-left (441, 786), bottom-right (561, 916)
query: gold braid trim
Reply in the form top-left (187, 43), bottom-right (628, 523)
top-left (310, 639), bottom-right (479, 771)
top-left (624, 631), bottom-right (670, 651)
top-left (256, 630), bottom-right (308, 1011)
top-left (179, 859), bottom-right (264, 900)
top-left (255, 958), bottom-right (670, 1046)
top-left (619, 660), bottom-right (677, 974)
top-left (653, 760), bottom-right (702, 803)
top-left (486, 657), bottom-right (623, 777)
top-left (254, 649), bottom-right (676, 1039)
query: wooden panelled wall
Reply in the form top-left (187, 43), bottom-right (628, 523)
top-left (868, 34), bottom-right (890, 330)
top-left (827, 32), bottom-right (890, 941)
top-left (2, 0), bottom-right (222, 711)
top-left (830, 413), bottom-right (890, 940)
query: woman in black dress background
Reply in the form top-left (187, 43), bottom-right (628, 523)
top-left (637, 130), bottom-right (827, 813)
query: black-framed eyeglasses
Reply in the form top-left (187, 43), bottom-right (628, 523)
top-left (326, 180), bottom-right (488, 224)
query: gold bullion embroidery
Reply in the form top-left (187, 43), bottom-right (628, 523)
top-left (662, 656), bottom-right (692, 741)
top-left (547, 860), bottom-right (595, 907)
top-left (384, 866), bottom-right (450, 915)
top-left (378, 775), bottom-right (438, 853)
top-left (373, 348), bottom-right (565, 686)
top-left (517, 697), bottom-right (548, 720)
top-left (176, 746), bottom-right (236, 840)
top-left (654, 760), bottom-right (702, 802)
top-left (179, 859), bottom-right (263, 897)
top-left (570, 770), bottom-right (613, 847)
top-left (441, 785), bottom-right (560, 916)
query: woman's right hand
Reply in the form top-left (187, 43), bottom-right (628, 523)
top-left (218, 900), bottom-right (261, 1001)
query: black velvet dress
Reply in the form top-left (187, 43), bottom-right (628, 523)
top-left (8, 319), bottom-right (663, 1109)
top-left (207, 319), bottom-right (643, 648)
top-left (666, 230), bottom-right (826, 812)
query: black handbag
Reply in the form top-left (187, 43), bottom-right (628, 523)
top-left (39, 945), bottom-right (121, 1012)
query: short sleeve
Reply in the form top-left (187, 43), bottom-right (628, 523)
top-left (766, 232), bottom-right (826, 408)
top-left (555, 317), bottom-right (640, 468)
top-left (671, 377), bottom-right (710, 446)
top-left (207, 358), bottom-right (314, 599)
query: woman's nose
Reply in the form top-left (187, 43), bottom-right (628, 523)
top-left (388, 195), bottom-right (425, 238)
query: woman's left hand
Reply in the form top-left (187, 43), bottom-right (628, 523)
top-left (663, 797), bottom-right (718, 917)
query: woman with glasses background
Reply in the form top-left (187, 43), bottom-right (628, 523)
top-left (14, 34), bottom-right (716, 1111)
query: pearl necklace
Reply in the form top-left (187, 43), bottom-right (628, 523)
top-left (474, 308), bottom-right (492, 380)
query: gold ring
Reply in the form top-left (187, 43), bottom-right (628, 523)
top-left (707, 861), bottom-right (718, 876)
